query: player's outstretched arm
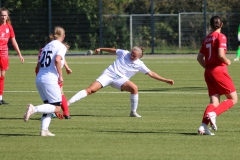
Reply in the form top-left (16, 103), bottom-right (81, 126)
top-left (146, 71), bottom-right (174, 85)
top-left (95, 48), bottom-right (117, 54)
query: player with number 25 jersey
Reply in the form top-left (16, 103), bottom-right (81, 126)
top-left (36, 40), bottom-right (66, 84)
top-left (24, 26), bottom-right (67, 136)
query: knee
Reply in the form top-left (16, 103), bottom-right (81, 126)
top-left (130, 85), bottom-right (138, 94)
top-left (233, 97), bottom-right (238, 105)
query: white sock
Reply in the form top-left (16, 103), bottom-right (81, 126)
top-left (34, 104), bottom-right (56, 113)
top-left (41, 114), bottom-right (52, 130)
top-left (130, 94), bottom-right (139, 112)
top-left (68, 90), bottom-right (87, 106)
top-left (0, 95), bottom-right (2, 100)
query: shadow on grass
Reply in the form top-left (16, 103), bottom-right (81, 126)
top-left (69, 114), bottom-right (93, 117)
top-left (70, 114), bottom-right (129, 117)
top-left (96, 130), bottom-right (198, 136)
top-left (139, 87), bottom-right (206, 92)
top-left (0, 117), bottom-right (41, 121)
top-left (0, 133), bottom-right (36, 137)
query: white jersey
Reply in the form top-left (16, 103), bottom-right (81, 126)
top-left (36, 40), bottom-right (66, 84)
top-left (103, 49), bottom-right (150, 79)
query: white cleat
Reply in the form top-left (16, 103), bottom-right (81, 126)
top-left (23, 104), bottom-right (35, 122)
top-left (40, 130), bottom-right (55, 137)
top-left (234, 58), bottom-right (239, 61)
top-left (207, 112), bottom-right (217, 131)
top-left (198, 124), bottom-right (215, 135)
top-left (130, 111), bottom-right (141, 118)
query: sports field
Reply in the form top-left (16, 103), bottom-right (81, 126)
top-left (1, 54), bottom-right (240, 160)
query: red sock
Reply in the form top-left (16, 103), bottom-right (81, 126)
top-left (213, 99), bottom-right (234, 116)
top-left (0, 76), bottom-right (5, 96)
top-left (202, 104), bottom-right (215, 125)
top-left (61, 94), bottom-right (70, 116)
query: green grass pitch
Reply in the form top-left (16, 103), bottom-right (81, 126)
top-left (1, 54), bottom-right (240, 160)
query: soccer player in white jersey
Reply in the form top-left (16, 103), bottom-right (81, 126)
top-left (68, 46), bottom-right (174, 117)
top-left (23, 26), bottom-right (67, 136)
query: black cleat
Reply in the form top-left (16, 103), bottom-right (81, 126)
top-left (64, 115), bottom-right (71, 119)
top-left (0, 100), bottom-right (9, 105)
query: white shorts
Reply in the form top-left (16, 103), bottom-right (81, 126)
top-left (36, 82), bottom-right (62, 103)
top-left (96, 72), bottom-right (129, 90)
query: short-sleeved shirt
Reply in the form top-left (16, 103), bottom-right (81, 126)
top-left (103, 49), bottom-right (150, 79)
top-left (36, 40), bottom-right (66, 84)
top-left (199, 31), bottom-right (227, 68)
top-left (0, 23), bottom-right (15, 56)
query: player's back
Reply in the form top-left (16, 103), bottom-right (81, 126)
top-left (200, 31), bottom-right (227, 68)
top-left (36, 40), bottom-right (66, 84)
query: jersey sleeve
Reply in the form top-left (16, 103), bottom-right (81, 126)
top-left (218, 34), bottom-right (227, 50)
top-left (138, 62), bottom-right (150, 74)
top-left (116, 49), bottom-right (128, 56)
top-left (8, 24), bottom-right (15, 38)
top-left (56, 45), bottom-right (67, 58)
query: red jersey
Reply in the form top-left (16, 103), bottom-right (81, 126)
top-left (0, 23), bottom-right (15, 55)
top-left (199, 31), bottom-right (227, 68)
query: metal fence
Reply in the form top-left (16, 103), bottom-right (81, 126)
top-left (1, 0), bottom-right (239, 53)
top-left (103, 13), bottom-right (239, 52)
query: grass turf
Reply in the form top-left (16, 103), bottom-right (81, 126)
top-left (1, 54), bottom-right (240, 160)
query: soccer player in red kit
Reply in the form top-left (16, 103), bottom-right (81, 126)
top-left (197, 16), bottom-right (238, 135)
top-left (0, 7), bottom-right (24, 104)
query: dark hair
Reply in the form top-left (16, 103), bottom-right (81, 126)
top-left (139, 46), bottom-right (144, 58)
top-left (210, 16), bottom-right (222, 30)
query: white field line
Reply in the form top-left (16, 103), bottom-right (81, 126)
top-left (7, 90), bottom-right (240, 95)
top-left (5, 90), bottom-right (208, 95)
top-left (25, 61), bottom-right (197, 64)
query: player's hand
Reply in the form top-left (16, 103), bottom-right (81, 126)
top-left (166, 79), bottom-right (174, 85)
top-left (58, 76), bottom-right (63, 84)
top-left (66, 68), bottom-right (72, 74)
top-left (95, 48), bottom-right (100, 54)
top-left (19, 55), bottom-right (24, 63)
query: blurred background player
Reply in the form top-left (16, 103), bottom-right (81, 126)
top-left (197, 16), bottom-right (238, 135)
top-left (0, 7), bottom-right (24, 105)
top-left (68, 46), bottom-right (174, 117)
top-left (24, 26), bottom-right (68, 136)
top-left (233, 24), bottom-right (240, 61)
top-left (35, 35), bottom-right (72, 119)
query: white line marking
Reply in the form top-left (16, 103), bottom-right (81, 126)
top-left (4, 90), bottom-right (208, 95)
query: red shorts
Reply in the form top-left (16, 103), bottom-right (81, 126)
top-left (205, 65), bottom-right (236, 96)
top-left (0, 55), bottom-right (9, 70)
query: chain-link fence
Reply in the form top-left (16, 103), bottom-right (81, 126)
top-left (1, 0), bottom-right (239, 53)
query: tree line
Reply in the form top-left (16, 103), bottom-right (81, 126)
top-left (1, 0), bottom-right (239, 51)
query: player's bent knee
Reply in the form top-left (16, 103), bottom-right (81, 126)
top-left (132, 85), bottom-right (138, 93)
